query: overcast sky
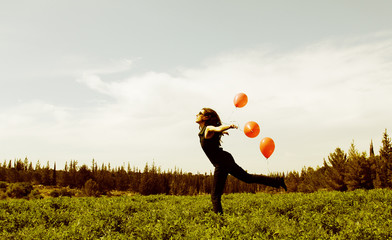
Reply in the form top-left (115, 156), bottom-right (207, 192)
top-left (1, 1), bottom-right (392, 174)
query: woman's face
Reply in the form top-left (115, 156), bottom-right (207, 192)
top-left (195, 109), bottom-right (206, 124)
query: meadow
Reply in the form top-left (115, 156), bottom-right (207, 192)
top-left (1, 189), bottom-right (392, 239)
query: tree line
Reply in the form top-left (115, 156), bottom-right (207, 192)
top-left (286, 129), bottom-right (392, 192)
top-left (0, 158), bottom-right (279, 196)
top-left (1, 130), bottom-right (391, 196)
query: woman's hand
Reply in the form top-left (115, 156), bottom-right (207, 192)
top-left (222, 125), bottom-right (237, 136)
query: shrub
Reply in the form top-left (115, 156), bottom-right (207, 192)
top-left (60, 188), bottom-right (75, 197)
top-left (83, 179), bottom-right (101, 197)
top-left (50, 188), bottom-right (75, 198)
top-left (0, 190), bottom-right (7, 200)
top-left (0, 181), bottom-right (8, 189)
top-left (50, 189), bottom-right (60, 198)
top-left (6, 182), bottom-right (33, 198)
top-left (28, 189), bottom-right (43, 199)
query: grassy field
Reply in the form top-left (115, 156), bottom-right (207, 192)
top-left (1, 189), bottom-right (392, 239)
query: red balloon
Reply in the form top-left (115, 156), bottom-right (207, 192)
top-left (260, 137), bottom-right (275, 159)
top-left (244, 121), bottom-right (260, 138)
top-left (233, 93), bottom-right (248, 108)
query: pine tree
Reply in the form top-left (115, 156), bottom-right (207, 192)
top-left (0, 161), bottom-right (6, 181)
top-left (41, 161), bottom-right (52, 186)
top-left (379, 129), bottom-right (392, 187)
top-left (69, 160), bottom-right (78, 188)
top-left (370, 140), bottom-right (375, 157)
top-left (95, 163), bottom-right (115, 194)
top-left (129, 168), bottom-right (141, 193)
top-left (286, 171), bottom-right (300, 192)
top-left (345, 142), bottom-right (373, 190)
top-left (296, 167), bottom-right (325, 193)
top-left (77, 164), bottom-right (92, 188)
top-left (91, 159), bottom-right (96, 176)
top-left (139, 163), bottom-right (154, 195)
top-left (52, 162), bottom-right (57, 186)
top-left (368, 140), bottom-right (379, 188)
top-left (323, 148), bottom-right (348, 191)
top-left (115, 166), bottom-right (130, 191)
top-left (59, 161), bottom-right (71, 187)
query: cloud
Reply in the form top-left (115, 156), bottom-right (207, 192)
top-left (75, 32), bottom-right (392, 172)
top-left (0, 101), bottom-right (72, 131)
top-left (2, 32), bottom-right (392, 173)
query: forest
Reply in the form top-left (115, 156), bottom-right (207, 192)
top-left (1, 130), bottom-right (391, 198)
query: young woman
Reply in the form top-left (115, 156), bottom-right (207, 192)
top-left (196, 107), bottom-right (287, 214)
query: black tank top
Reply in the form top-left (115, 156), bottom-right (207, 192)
top-left (199, 126), bottom-right (223, 161)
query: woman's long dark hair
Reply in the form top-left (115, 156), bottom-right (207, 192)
top-left (201, 108), bottom-right (223, 143)
top-left (202, 108), bottom-right (222, 127)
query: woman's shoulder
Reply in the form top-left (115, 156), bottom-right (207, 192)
top-left (199, 126), bottom-right (206, 136)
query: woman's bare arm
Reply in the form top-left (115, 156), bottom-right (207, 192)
top-left (205, 124), bottom-right (238, 139)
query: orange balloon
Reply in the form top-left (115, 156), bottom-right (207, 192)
top-left (260, 137), bottom-right (275, 159)
top-left (233, 93), bottom-right (248, 108)
top-left (244, 121), bottom-right (260, 138)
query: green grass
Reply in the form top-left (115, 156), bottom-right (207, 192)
top-left (1, 189), bottom-right (392, 239)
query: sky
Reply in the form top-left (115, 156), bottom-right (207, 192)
top-left (1, 1), bottom-right (392, 174)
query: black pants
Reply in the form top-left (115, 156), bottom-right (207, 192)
top-left (211, 151), bottom-right (282, 214)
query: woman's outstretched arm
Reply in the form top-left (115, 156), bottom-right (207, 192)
top-left (205, 124), bottom-right (238, 138)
